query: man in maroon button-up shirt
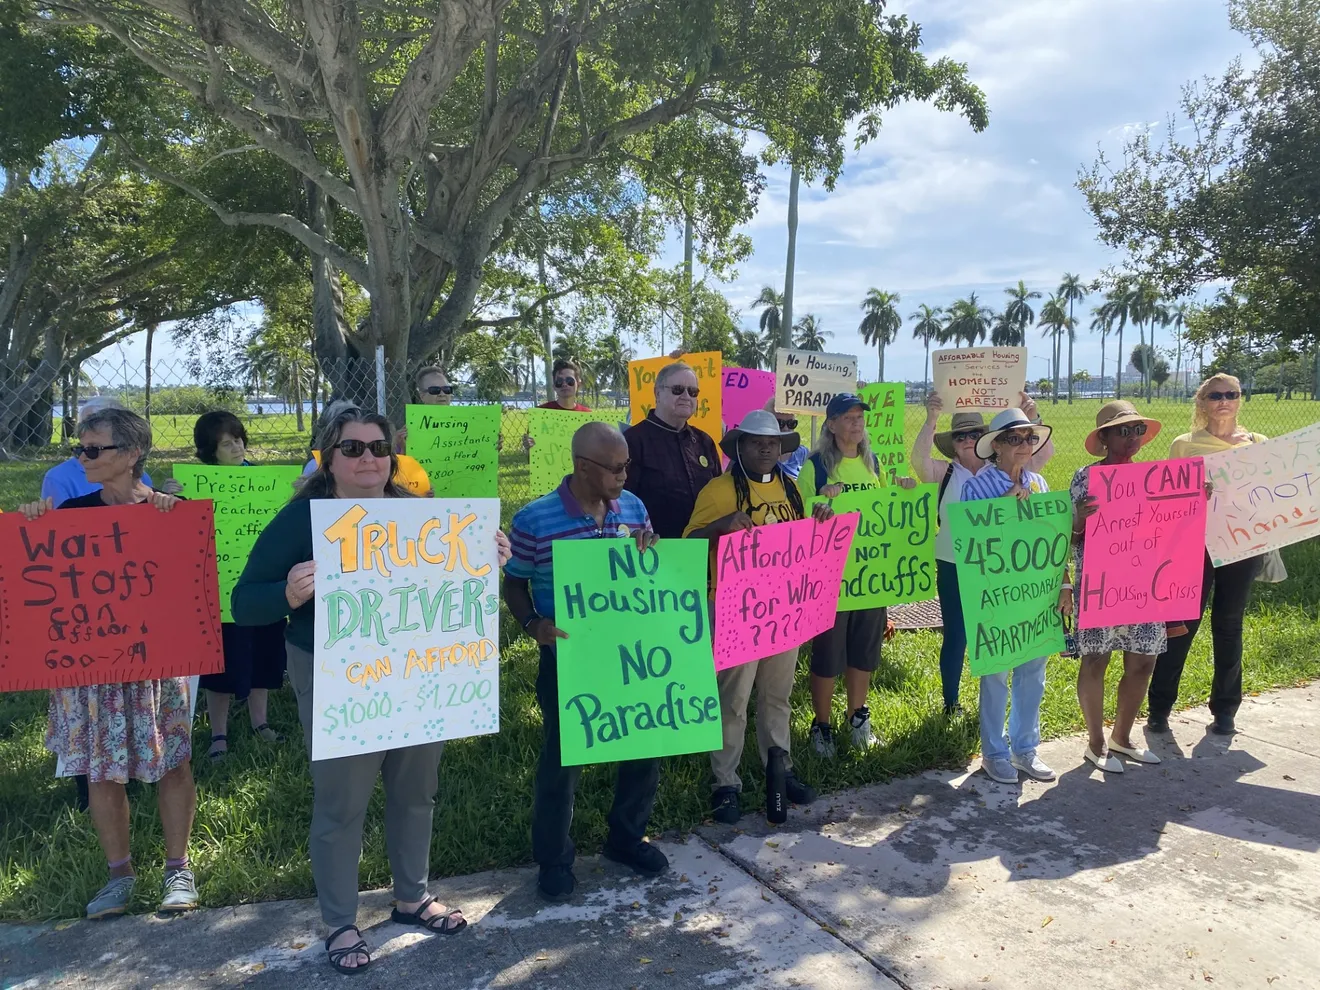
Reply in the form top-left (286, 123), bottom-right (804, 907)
top-left (624, 361), bottom-right (722, 538)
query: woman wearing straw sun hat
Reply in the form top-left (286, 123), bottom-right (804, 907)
top-left (1069, 401), bottom-right (1167, 774)
top-left (912, 391), bottom-right (1054, 716)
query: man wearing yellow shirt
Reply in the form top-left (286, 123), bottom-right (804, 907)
top-left (685, 409), bottom-right (834, 825)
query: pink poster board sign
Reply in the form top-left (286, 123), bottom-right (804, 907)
top-left (1078, 458), bottom-right (1207, 629)
top-left (712, 513), bottom-right (858, 670)
top-left (722, 368), bottom-right (776, 430)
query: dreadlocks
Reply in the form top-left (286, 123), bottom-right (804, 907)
top-left (729, 459), bottom-right (806, 521)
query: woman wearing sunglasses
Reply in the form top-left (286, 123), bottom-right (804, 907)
top-left (522, 359), bottom-right (592, 451)
top-left (1148, 374), bottom-right (1266, 737)
top-left (391, 366), bottom-right (457, 454)
top-left (233, 407), bottom-right (511, 974)
top-left (912, 391), bottom-right (1053, 716)
top-left (17, 407), bottom-right (200, 919)
top-left (308, 400), bottom-right (433, 496)
top-left (1070, 402), bottom-right (1167, 773)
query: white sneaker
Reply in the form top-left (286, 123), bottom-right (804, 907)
top-left (981, 758), bottom-right (1019, 784)
top-left (810, 722), bottom-right (836, 759)
top-left (849, 707), bottom-right (880, 749)
top-left (1010, 752), bottom-right (1056, 781)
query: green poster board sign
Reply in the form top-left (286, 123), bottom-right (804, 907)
top-left (405, 404), bottom-right (500, 498)
top-left (860, 383), bottom-right (906, 483)
top-left (552, 539), bottom-right (722, 767)
top-left (527, 408), bottom-right (621, 496)
top-left (946, 491), bottom-right (1072, 675)
top-left (173, 464), bottom-right (302, 622)
top-left (821, 485), bottom-right (937, 611)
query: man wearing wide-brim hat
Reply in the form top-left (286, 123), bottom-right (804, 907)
top-left (684, 409), bottom-right (834, 826)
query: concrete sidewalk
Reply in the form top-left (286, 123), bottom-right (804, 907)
top-left (4, 684), bottom-right (1318, 990)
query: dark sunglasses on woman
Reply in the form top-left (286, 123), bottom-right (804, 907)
top-left (667, 385), bottom-right (700, 397)
top-left (554, 376), bottom-right (576, 388)
top-left (424, 384), bottom-right (455, 396)
top-left (951, 430), bottom-right (983, 443)
top-left (1206, 390), bottom-right (1241, 401)
top-left (73, 444), bottom-right (121, 459)
top-left (1108, 423), bottom-right (1148, 438)
top-left (776, 418), bottom-right (799, 431)
top-left (333, 439), bottom-right (392, 458)
top-left (999, 433), bottom-right (1041, 447)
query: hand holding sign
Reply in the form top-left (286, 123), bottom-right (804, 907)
top-left (931, 348), bottom-right (1027, 411)
top-left (775, 348), bottom-right (859, 416)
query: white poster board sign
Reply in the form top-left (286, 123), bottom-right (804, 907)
top-left (931, 347), bottom-right (1027, 411)
top-left (1202, 423), bottom-right (1320, 566)
top-left (775, 348), bottom-right (858, 416)
top-left (310, 498), bottom-right (502, 760)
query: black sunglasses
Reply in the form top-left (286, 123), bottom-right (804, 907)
top-left (333, 439), bottom-right (392, 458)
top-left (424, 385), bottom-right (455, 396)
top-left (1206, 390), bottom-right (1241, 401)
top-left (73, 444), bottom-right (121, 460)
top-left (998, 432), bottom-right (1041, 447)
top-left (554, 376), bottom-right (577, 388)
top-left (579, 455), bottom-right (631, 475)
top-left (666, 385), bottom-right (700, 397)
top-left (776, 418), bottom-right (799, 431)
top-left (1106, 422), bottom-right (1148, 438)
top-left (951, 430), bottom-right (983, 443)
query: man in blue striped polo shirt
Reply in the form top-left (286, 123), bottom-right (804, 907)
top-left (504, 422), bottom-right (664, 902)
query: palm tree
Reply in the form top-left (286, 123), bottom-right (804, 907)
top-left (793, 314), bottom-right (830, 351)
top-left (782, 164), bottom-right (801, 347)
top-left (594, 332), bottom-right (633, 397)
top-left (1058, 274), bottom-right (1087, 404)
top-left (1168, 300), bottom-right (1190, 398)
top-left (909, 304), bottom-right (944, 395)
top-left (1003, 281), bottom-right (1042, 344)
top-left (1151, 358), bottom-right (1171, 397)
top-left (733, 328), bottom-right (766, 370)
top-left (943, 294), bottom-right (992, 347)
top-left (1089, 306), bottom-right (1112, 394)
top-left (990, 310), bottom-right (1020, 346)
top-left (1038, 294), bottom-right (1071, 404)
top-left (858, 289), bottom-right (901, 380)
top-left (751, 286), bottom-right (784, 345)
top-left (1128, 280), bottom-right (1167, 402)
top-left (1099, 283), bottom-right (1136, 398)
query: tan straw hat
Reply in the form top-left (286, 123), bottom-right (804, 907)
top-left (1085, 400), bottom-right (1162, 456)
top-left (933, 412), bottom-right (987, 459)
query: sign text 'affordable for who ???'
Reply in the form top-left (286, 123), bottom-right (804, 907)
top-left (712, 513), bottom-right (859, 670)
top-left (629, 351), bottom-right (723, 447)
top-left (931, 347), bottom-right (1027, 411)
top-left (1202, 422), bottom-right (1320, 566)
top-left (722, 367), bottom-right (776, 430)
top-left (526, 407), bottom-right (622, 496)
top-left (173, 464), bottom-right (301, 622)
top-left (822, 486), bottom-right (937, 612)
top-left (946, 492), bottom-right (1072, 676)
top-left (859, 383), bottom-right (907, 482)
top-left (1078, 458), bottom-right (1207, 629)
top-left (309, 498), bottom-right (501, 760)
top-left (0, 501), bottom-right (224, 692)
top-left (405, 404), bottom-right (501, 498)
top-left (775, 347), bottom-right (859, 417)
top-left (552, 539), bottom-right (721, 767)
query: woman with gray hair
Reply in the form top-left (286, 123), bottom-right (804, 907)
top-left (234, 405), bottom-right (510, 974)
top-left (17, 407), bottom-right (200, 919)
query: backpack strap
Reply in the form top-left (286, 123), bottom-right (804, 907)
top-left (937, 462), bottom-right (955, 504)
top-left (807, 453), bottom-right (827, 495)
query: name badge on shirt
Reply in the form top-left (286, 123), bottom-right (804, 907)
top-left (699, 455), bottom-right (709, 467)
top-left (616, 524), bottom-right (631, 538)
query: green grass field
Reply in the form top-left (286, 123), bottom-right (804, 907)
top-left (1, 396), bottom-right (1318, 920)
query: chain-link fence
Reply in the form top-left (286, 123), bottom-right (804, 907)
top-left (2, 356), bottom-right (1318, 512)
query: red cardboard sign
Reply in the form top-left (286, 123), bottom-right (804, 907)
top-left (0, 501), bottom-right (224, 692)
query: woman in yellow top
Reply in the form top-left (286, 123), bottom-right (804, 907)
top-left (1147, 374), bottom-right (1265, 737)
top-left (800, 394), bottom-right (916, 756)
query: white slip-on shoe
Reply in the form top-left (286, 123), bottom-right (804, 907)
top-left (1084, 746), bottom-right (1124, 773)
top-left (981, 758), bottom-right (1019, 784)
top-left (1108, 737), bottom-right (1162, 765)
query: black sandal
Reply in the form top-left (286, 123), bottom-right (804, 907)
top-left (252, 722), bottom-right (282, 743)
top-left (325, 924), bottom-right (372, 975)
top-left (208, 735), bottom-right (228, 762)
top-left (390, 894), bottom-right (467, 934)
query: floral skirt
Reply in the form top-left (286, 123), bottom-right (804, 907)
top-left (46, 678), bottom-right (194, 784)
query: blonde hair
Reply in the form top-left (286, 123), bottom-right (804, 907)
top-left (810, 411), bottom-right (877, 480)
top-left (1191, 373), bottom-right (1242, 430)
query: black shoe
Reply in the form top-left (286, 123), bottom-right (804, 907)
top-left (602, 839), bottom-right (669, 876)
top-left (710, 786), bottom-right (742, 825)
top-left (1146, 713), bottom-right (1170, 734)
top-left (784, 773), bottom-right (817, 805)
top-left (1210, 714), bottom-right (1237, 736)
top-left (537, 866), bottom-right (575, 902)
top-left (943, 703), bottom-right (966, 719)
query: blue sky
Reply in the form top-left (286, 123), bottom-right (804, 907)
top-left (673, 0), bottom-right (1250, 384)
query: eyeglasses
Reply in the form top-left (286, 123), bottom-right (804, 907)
top-left (1206, 390), bottom-right (1241, 401)
top-left (73, 444), bottom-right (121, 459)
top-left (997, 433), bottom-right (1041, 447)
top-left (579, 455), bottom-right (631, 475)
top-left (333, 439), bottom-right (392, 458)
top-left (554, 376), bottom-right (576, 388)
top-left (666, 385), bottom-right (700, 397)
top-left (1106, 423), bottom-right (1148, 438)
top-left (776, 418), bottom-right (799, 431)
top-left (424, 385), bottom-right (455, 396)
top-left (951, 431), bottom-right (983, 443)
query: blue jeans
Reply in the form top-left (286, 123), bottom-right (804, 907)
top-left (978, 656), bottom-right (1047, 763)
top-left (936, 560), bottom-right (966, 708)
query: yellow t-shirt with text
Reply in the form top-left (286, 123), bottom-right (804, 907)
top-left (799, 453), bottom-right (886, 498)
top-left (684, 471), bottom-right (806, 592)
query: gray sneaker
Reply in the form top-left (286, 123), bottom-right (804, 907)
top-left (87, 875), bottom-right (136, 919)
top-left (809, 722), bottom-right (836, 759)
top-left (1011, 752), bottom-right (1057, 782)
top-left (849, 707), bottom-right (880, 749)
top-left (981, 758), bottom-right (1019, 784)
top-left (160, 868), bottom-right (199, 912)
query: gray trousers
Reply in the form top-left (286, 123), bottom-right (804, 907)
top-left (287, 643), bottom-right (444, 928)
top-left (710, 647), bottom-right (798, 791)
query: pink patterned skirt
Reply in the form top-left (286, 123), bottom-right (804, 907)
top-left (46, 678), bottom-right (194, 784)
